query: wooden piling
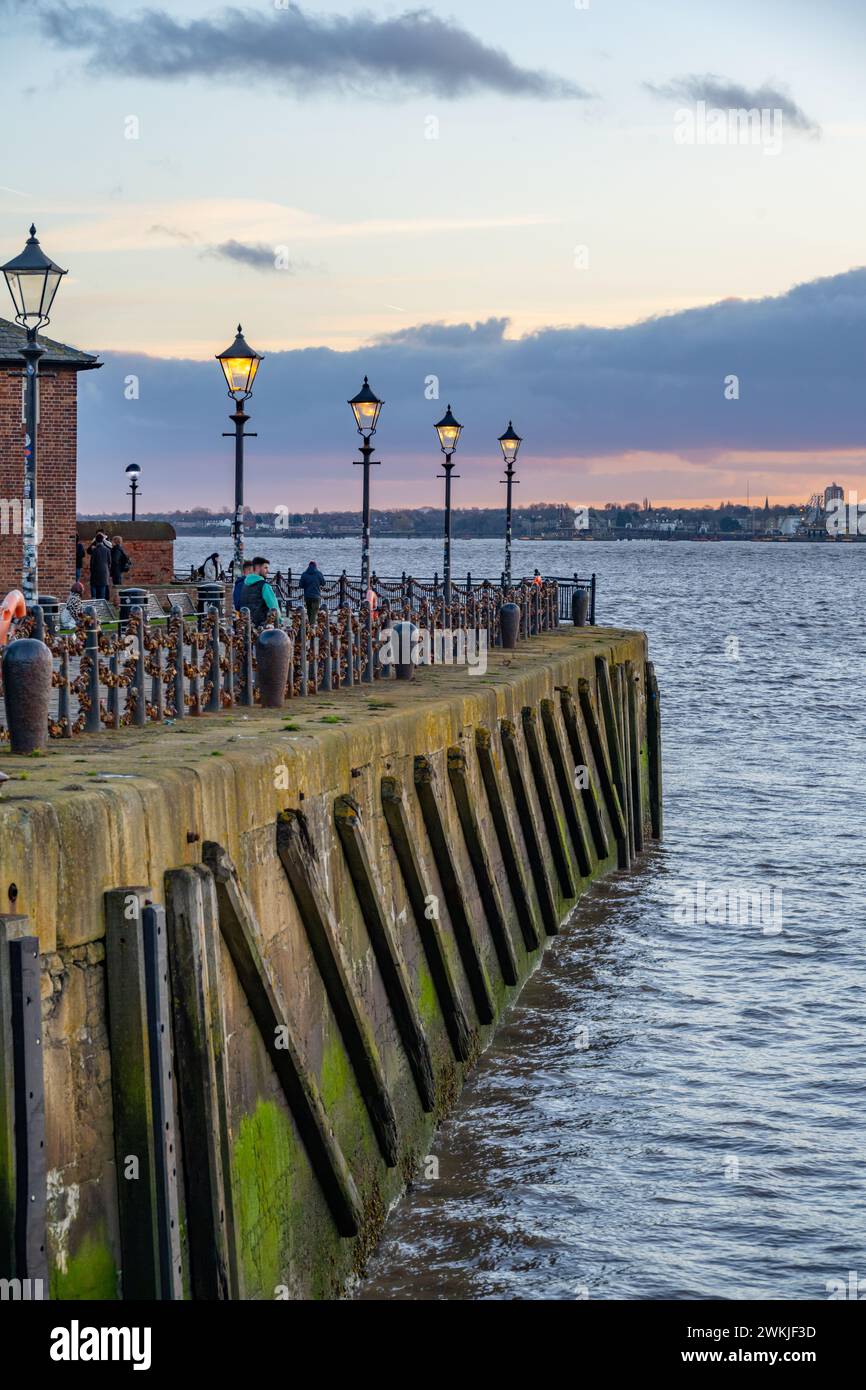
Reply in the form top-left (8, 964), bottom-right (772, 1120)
top-left (474, 729), bottom-right (540, 952)
top-left (202, 842), bottom-right (363, 1236)
top-left (446, 747), bottom-right (520, 985)
top-left (333, 798), bottom-right (436, 1112)
top-left (104, 887), bottom-right (165, 1299)
top-left (500, 719), bottom-right (560, 936)
top-left (521, 706), bottom-right (575, 899)
top-left (276, 810), bottom-right (400, 1167)
top-left (539, 698), bottom-right (593, 878)
top-left (0, 918), bottom-right (16, 1277)
top-left (646, 660), bottom-right (663, 839)
top-left (141, 903), bottom-right (184, 1299)
top-left (616, 664), bottom-right (636, 858)
top-left (578, 676), bottom-right (629, 869)
top-left (556, 686), bottom-right (609, 860)
top-left (595, 657), bottom-right (629, 856)
top-left (380, 777), bottom-right (475, 1064)
top-left (0, 917), bottom-right (46, 1284)
top-left (164, 869), bottom-right (239, 1299)
top-left (412, 756), bottom-right (496, 1024)
top-left (625, 662), bottom-right (644, 854)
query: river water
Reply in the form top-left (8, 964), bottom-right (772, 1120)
top-left (183, 535), bottom-right (866, 1300)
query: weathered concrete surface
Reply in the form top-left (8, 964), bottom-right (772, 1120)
top-left (0, 625), bottom-right (656, 1299)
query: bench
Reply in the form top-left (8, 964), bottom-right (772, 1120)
top-left (166, 591), bottom-right (197, 617)
top-left (88, 598), bottom-right (118, 622)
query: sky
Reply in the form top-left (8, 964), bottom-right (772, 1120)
top-left (2, 0), bottom-right (866, 511)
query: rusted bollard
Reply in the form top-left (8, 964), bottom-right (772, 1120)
top-left (256, 627), bottom-right (291, 707)
top-left (0, 633), bottom-right (52, 753)
top-left (499, 601), bottom-right (520, 649)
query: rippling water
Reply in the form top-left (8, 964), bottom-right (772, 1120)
top-left (184, 535), bottom-right (866, 1299)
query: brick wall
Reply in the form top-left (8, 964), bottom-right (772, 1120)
top-left (0, 363), bottom-right (78, 600)
top-left (76, 523), bottom-right (176, 597)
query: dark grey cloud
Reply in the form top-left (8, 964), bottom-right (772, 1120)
top-left (77, 266), bottom-right (866, 506)
top-left (646, 73), bottom-right (819, 133)
top-left (36, 3), bottom-right (589, 99)
top-left (206, 240), bottom-right (303, 273)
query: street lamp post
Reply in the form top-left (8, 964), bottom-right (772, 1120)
top-left (434, 405), bottom-right (463, 604)
top-left (216, 325), bottom-right (263, 577)
top-left (348, 376), bottom-right (383, 592)
top-left (1, 225), bottom-right (67, 603)
top-left (498, 422), bottom-right (522, 587)
top-left (125, 463), bottom-right (141, 521)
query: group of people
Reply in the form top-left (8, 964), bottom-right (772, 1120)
top-left (75, 533), bottom-right (132, 599)
top-left (56, 549), bottom-right (327, 631)
top-left (59, 533), bottom-right (133, 629)
top-left (231, 557), bottom-right (325, 626)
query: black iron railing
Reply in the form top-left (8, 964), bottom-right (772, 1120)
top-left (206, 569), bottom-right (597, 625)
top-left (0, 575), bottom-right (575, 744)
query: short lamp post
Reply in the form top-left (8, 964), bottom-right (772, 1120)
top-left (0, 224), bottom-right (67, 603)
top-left (126, 463), bottom-right (141, 521)
top-left (348, 376), bottom-right (383, 592)
top-left (216, 325), bottom-right (263, 577)
top-left (434, 404), bottom-right (463, 604)
top-left (498, 422), bottom-right (522, 587)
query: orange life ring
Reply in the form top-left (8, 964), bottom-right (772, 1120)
top-left (0, 590), bottom-right (26, 646)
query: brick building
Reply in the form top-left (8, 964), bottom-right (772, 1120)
top-left (0, 317), bottom-right (100, 600)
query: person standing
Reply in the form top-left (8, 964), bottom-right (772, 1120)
top-left (87, 532), bottom-right (112, 601)
top-left (110, 535), bottom-right (132, 588)
top-left (232, 559), bottom-right (253, 612)
top-left (238, 557), bottom-right (280, 627)
top-left (299, 559), bottom-right (326, 626)
top-left (75, 538), bottom-right (85, 583)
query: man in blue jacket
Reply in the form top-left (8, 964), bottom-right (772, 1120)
top-left (298, 560), bottom-right (326, 625)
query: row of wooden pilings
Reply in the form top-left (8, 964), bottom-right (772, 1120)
top-left (0, 653), bottom-right (661, 1298)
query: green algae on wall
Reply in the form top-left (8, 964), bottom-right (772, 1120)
top-left (231, 1099), bottom-right (302, 1299)
top-left (50, 1232), bottom-right (118, 1301)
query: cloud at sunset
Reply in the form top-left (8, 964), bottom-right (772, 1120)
top-left (71, 267), bottom-right (866, 509)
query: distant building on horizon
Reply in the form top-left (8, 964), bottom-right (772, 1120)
top-left (824, 482), bottom-right (844, 509)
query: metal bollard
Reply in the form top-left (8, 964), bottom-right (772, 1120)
top-left (572, 589), bottom-right (589, 627)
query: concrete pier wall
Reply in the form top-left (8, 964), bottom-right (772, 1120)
top-left (0, 625), bottom-right (660, 1299)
